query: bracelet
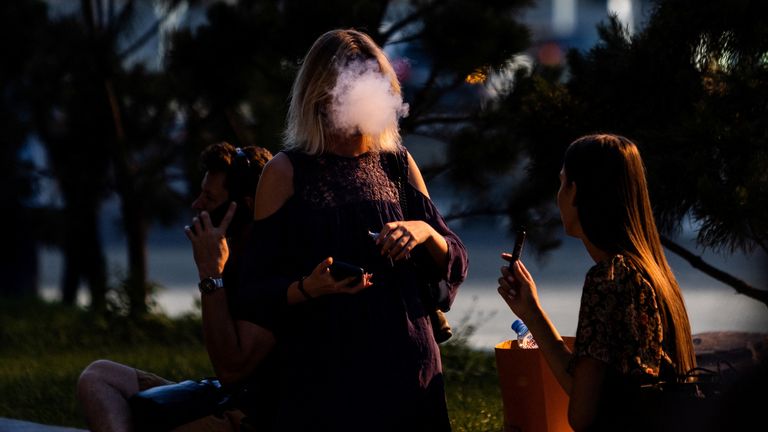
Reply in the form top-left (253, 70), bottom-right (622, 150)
top-left (297, 276), bottom-right (313, 301)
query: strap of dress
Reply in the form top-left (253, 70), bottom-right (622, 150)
top-left (383, 147), bottom-right (410, 218)
top-left (280, 150), bottom-right (307, 193)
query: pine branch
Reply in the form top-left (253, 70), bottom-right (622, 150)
top-left (410, 114), bottom-right (475, 127)
top-left (387, 31), bottom-right (424, 46)
top-left (371, 0), bottom-right (393, 43)
top-left (420, 163), bottom-right (450, 182)
top-left (747, 219), bottom-right (768, 257)
top-left (118, 16), bottom-right (163, 60)
top-left (409, 75), bottom-right (465, 121)
top-left (380, 0), bottom-right (449, 44)
top-left (661, 235), bottom-right (768, 309)
top-left (117, 0), bottom-right (182, 60)
top-left (444, 207), bottom-right (506, 223)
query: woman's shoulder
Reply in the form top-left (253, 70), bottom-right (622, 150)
top-left (259, 152), bottom-right (295, 187)
top-left (280, 148), bottom-right (313, 164)
top-left (587, 254), bottom-right (621, 278)
top-left (586, 255), bottom-right (648, 291)
top-left (254, 152), bottom-right (294, 220)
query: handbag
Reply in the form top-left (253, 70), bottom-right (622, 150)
top-left (129, 378), bottom-right (235, 431)
top-left (635, 366), bottom-right (724, 431)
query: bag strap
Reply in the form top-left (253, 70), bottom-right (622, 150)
top-left (384, 148), bottom-right (409, 220)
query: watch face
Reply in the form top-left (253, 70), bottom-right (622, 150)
top-left (199, 277), bottom-right (222, 294)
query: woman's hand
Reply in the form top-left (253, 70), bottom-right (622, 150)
top-left (302, 257), bottom-right (373, 297)
top-left (184, 202), bottom-right (236, 280)
top-left (377, 220), bottom-right (437, 261)
top-left (497, 254), bottom-right (541, 321)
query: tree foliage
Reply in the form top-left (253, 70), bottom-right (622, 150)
top-left (8, 0), bottom-right (766, 310)
top-left (0, 0), bottom-right (50, 298)
top-left (444, 0), bottom-right (768, 302)
top-left (7, 0), bottom-right (187, 314)
top-left (167, 0), bottom-right (534, 183)
top-left (6, 0), bottom-right (535, 313)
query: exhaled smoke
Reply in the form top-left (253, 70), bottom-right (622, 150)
top-left (329, 59), bottom-right (409, 136)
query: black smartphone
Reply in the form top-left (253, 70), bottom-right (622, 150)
top-left (329, 261), bottom-right (365, 286)
top-left (509, 228), bottom-right (526, 268)
top-left (191, 201), bottom-right (231, 235)
top-left (207, 201), bottom-right (232, 227)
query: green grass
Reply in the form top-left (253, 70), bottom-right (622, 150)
top-left (443, 339), bottom-right (504, 432)
top-left (0, 298), bottom-right (503, 430)
top-left (0, 346), bottom-right (212, 427)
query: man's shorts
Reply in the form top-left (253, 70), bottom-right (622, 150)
top-left (135, 369), bottom-right (247, 432)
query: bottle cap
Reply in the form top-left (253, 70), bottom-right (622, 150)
top-left (511, 319), bottom-right (528, 335)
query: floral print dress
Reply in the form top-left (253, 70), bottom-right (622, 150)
top-left (572, 254), bottom-right (674, 380)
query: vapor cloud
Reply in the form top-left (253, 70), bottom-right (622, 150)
top-left (329, 59), bottom-right (409, 136)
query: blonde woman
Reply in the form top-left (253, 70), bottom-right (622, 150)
top-left (498, 134), bottom-right (696, 431)
top-left (238, 29), bottom-right (468, 431)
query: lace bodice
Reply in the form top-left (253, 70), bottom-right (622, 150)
top-left (294, 151), bottom-right (401, 209)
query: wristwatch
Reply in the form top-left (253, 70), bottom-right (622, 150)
top-left (198, 277), bottom-right (224, 294)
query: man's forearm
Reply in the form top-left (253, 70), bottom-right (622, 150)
top-left (200, 289), bottom-right (249, 384)
top-left (200, 287), bottom-right (276, 385)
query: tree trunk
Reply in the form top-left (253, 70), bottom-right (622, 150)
top-left (61, 202), bottom-right (107, 310)
top-left (102, 76), bottom-right (150, 317)
top-left (123, 194), bottom-right (149, 317)
top-left (2, 216), bottom-right (39, 298)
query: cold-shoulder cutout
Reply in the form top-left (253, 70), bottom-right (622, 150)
top-left (253, 152), bottom-right (294, 221)
top-left (405, 150), bottom-right (430, 199)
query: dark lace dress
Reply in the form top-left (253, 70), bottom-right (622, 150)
top-left (234, 147), bottom-right (468, 432)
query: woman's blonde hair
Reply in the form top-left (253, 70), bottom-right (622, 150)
top-left (283, 29), bottom-right (402, 155)
top-left (564, 134), bottom-right (697, 375)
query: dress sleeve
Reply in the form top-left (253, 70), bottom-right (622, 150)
top-left (406, 185), bottom-right (469, 311)
top-left (572, 256), bottom-right (665, 377)
top-left (573, 262), bottom-right (618, 366)
top-left (232, 206), bottom-right (297, 333)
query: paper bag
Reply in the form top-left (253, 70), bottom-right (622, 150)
top-left (495, 337), bottom-right (575, 432)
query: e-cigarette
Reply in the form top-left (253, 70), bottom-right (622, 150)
top-left (509, 228), bottom-right (526, 268)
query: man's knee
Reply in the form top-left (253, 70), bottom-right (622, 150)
top-left (78, 359), bottom-right (110, 393)
top-left (79, 359), bottom-right (122, 382)
top-left (77, 359), bottom-right (135, 399)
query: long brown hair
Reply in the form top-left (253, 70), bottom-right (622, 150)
top-left (564, 134), bottom-right (696, 374)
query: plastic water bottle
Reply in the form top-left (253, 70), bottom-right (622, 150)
top-left (511, 319), bottom-right (538, 349)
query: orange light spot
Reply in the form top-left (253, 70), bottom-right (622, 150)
top-left (465, 68), bottom-right (487, 84)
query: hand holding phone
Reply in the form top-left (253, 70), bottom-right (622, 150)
top-left (509, 227), bottom-right (526, 268)
top-left (190, 201), bottom-right (233, 235)
top-left (329, 261), bottom-right (365, 287)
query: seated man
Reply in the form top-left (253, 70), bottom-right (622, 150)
top-left (76, 142), bottom-right (276, 432)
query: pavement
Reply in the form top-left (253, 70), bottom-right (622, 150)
top-left (692, 330), bottom-right (768, 370)
top-left (0, 418), bottom-right (86, 432)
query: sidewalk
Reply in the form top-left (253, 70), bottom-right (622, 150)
top-left (693, 331), bottom-right (767, 370)
top-left (0, 418), bottom-right (86, 432)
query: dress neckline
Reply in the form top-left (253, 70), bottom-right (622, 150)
top-left (322, 150), bottom-right (376, 161)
